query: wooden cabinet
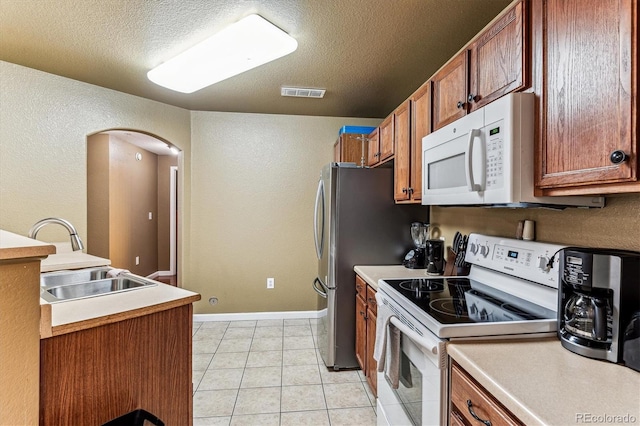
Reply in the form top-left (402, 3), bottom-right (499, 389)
top-left (467, 0), bottom-right (527, 112)
top-left (365, 286), bottom-right (378, 394)
top-left (431, 51), bottom-right (469, 131)
top-left (395, 83), bottom-right (431, 204)
top-left (355, 278), bottom-right (367, 371)
top-left (366, 128), bottom-right (379, 166)
top-left (354, 274), bottom-right (378, 396)
top-left (40, 304), bottom-right (193, 425)
top-left (450, 361), bottom-right (523, 426)
top-left (533, 0), bottom-right (638, 195)
top-left (333, 132), bottom-right (368, 166)
top-left (368, 116), bottom-right (395, 167)
top-left (393, 100), bottom-right (412, 201)
top-left (431, 0), bottom-right (528, 131)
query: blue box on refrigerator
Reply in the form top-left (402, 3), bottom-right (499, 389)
top-left (338, 126), bottom-right (376, 136)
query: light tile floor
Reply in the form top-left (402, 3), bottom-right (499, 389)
top-left (192, 318), bottom-right (377, 426)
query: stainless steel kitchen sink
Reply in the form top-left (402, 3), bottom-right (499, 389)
top-left (40, 267), bottom-right (157, 303)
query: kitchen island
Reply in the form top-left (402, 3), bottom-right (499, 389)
top-left (39, 253), bottom-right (200, 425)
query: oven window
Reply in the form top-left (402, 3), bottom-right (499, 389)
top-left (391, 351), bottom-right (423, 425)
top-left (428, 153), bottom-right (466, 189)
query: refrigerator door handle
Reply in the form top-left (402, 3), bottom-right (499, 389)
top-left (312, 277), bottom-right (328, 298)
top-left (313, 178), bottom-right (325, 260)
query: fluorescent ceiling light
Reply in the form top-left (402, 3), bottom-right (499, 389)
top-left (147, 14), bottom-right (297, 93)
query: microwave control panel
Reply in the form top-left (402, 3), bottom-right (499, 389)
top-left (485, 123), bottom-right (504, 189)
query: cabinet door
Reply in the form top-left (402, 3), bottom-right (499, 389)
top-left (431, 51), bottom-right (468, 131)
top-left (355, 294), bottom-right (367, 371)
top-left (379, 115), bottom-right (395, 161)
top-left (366, 128), bottom-right (380, 166)
top-left (366, 309), bottom-right (378, 397)
top-left (468, 0), bottom-right (527, 111)
top-left (451, 362), bottom-right (523, 426)
top-left (394, 101), bottom-right (411, 202)
top-left (411, 82), bottom-right (431, 201)
top-left (534, 0), bottom-right (637, 191)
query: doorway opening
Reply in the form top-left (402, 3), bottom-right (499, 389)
top-left (86, 129), bottom-right (181, 285)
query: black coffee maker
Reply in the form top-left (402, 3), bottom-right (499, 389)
top-left (558, 247), bottom-right (640, 370)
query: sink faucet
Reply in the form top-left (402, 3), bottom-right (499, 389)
top-left (28, 217), bottom-right (84, 251)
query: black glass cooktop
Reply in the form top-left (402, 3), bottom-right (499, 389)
top-left (381, 278), bottom-right (546, 325)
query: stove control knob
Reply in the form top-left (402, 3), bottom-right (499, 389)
top-left (480, 245), bottom-right (490, 257)
top-left (469, 243), bottom-right (479, 255)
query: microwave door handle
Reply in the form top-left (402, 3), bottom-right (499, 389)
top-left (465, 129), bottom-right (483, 192)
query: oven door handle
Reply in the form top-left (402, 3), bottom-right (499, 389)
top-left (389, 316), bottom-right (440, 356)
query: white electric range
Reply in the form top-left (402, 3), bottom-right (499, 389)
top-left (376, 234), bottom-right (566, 426)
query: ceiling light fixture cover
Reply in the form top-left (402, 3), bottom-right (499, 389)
top-left (147, 14), bottom-right (297, 93)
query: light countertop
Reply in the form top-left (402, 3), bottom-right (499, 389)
top-left (40, 242), bottom-right (111, 272)
top-left (40, 280), bottom-right (201, 338)
top-left (0, 230), bottom-right (55, 261)
top-left (354, 265), bottom-right (438, 290)
top-left (447, 338), bottom-right (640, 425)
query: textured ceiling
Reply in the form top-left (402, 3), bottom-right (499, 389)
top-left (0, 0), bottom-right (512, 118)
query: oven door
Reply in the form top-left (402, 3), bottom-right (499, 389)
top-left (377, 317), bottom-right (447, 426)
top-left (421, 107), bottom-right (486, 206)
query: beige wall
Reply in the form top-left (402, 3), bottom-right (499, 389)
top-left (431, 194), bottom-right (640, 253)
top-left (189, 111), bottom-right (380, 313)
top-left (0, 61), bottom-right (191, 280)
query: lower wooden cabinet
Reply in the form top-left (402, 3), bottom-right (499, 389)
top-left (450, 361), bottom-right (523, 426)
top-left (354, 274), bottom-right (377, 396)
top-left (40, 304), bottom-right (193, 425)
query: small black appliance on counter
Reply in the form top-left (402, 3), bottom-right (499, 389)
top-left (403, 222), bottom-right (429, 269)
top-left (558, 247), bottom-right (640, 371)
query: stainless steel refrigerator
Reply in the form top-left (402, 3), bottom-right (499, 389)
top-left (312, 163), bottom-right (429, 370)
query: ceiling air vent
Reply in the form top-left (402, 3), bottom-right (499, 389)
top-left (281, 87), bottom-right (326, 98)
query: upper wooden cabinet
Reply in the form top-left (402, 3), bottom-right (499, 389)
top-left (393, 100), bottom-right (412, 201)
top-left (431, 51), bottom-right (468, 131)
top-left (394, 84), bottom-right (430, 203)
top-left (431, 0), bottom-right (528, 131)
top-left (333, 133), bottom-right (368, 166)
top-left (366, 128), bottom-right (379, 167)
top-left (467, 0), bottom-right (527, 112)
top-left (534, 0), bottom-right (638, 194)
top-left (367, 114), bottom-right (395, 167)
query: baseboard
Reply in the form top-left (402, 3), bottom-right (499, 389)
top-left (146, 270), bottom-right (172, 279)
top-left (193, 310), bottom-right (321, 322)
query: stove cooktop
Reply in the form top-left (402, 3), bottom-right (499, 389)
top-left (380, 278), bottom-right (551, 326)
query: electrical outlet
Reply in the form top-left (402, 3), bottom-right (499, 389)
top-left (267, 278), bottom-right (275, 289)
top-left (135, 256), bottom-right (140, 265)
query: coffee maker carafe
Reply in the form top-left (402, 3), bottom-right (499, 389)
top-left (558, 248), bottom-right (640, 369)
top-left (403, 222), bottom-right (429, 269)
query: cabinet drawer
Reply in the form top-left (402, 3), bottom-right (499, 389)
top-left (355, 275), bottom-right (367, 300)
top-left (450, 362), bottom-right (522, 426)
top-left (366, 286), bottom-right (377, 315)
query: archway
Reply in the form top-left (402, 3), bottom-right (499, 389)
top-left (86, 129), bottom-right (182, 284)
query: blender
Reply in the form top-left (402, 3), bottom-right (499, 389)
top-left (403, 222), bottom-right (429, 269)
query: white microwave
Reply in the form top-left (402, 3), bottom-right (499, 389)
top-left (421, 93), bottom-right (604, 208)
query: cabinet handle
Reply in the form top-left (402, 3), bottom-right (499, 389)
top-left (457, 101), bottom-right (465, 109)
top-left (402, 188), bottom-right (408, 193)
top-left (368, 298), bottom-right (376, 305)
top-left (610, 150), bottom-right (628, 164)
top-left (408, 188), bottom-right (414, 194)
top-left (467, 400), bottom-right (491, 426)
top-left (468, 93), bottom-right (476, 103)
